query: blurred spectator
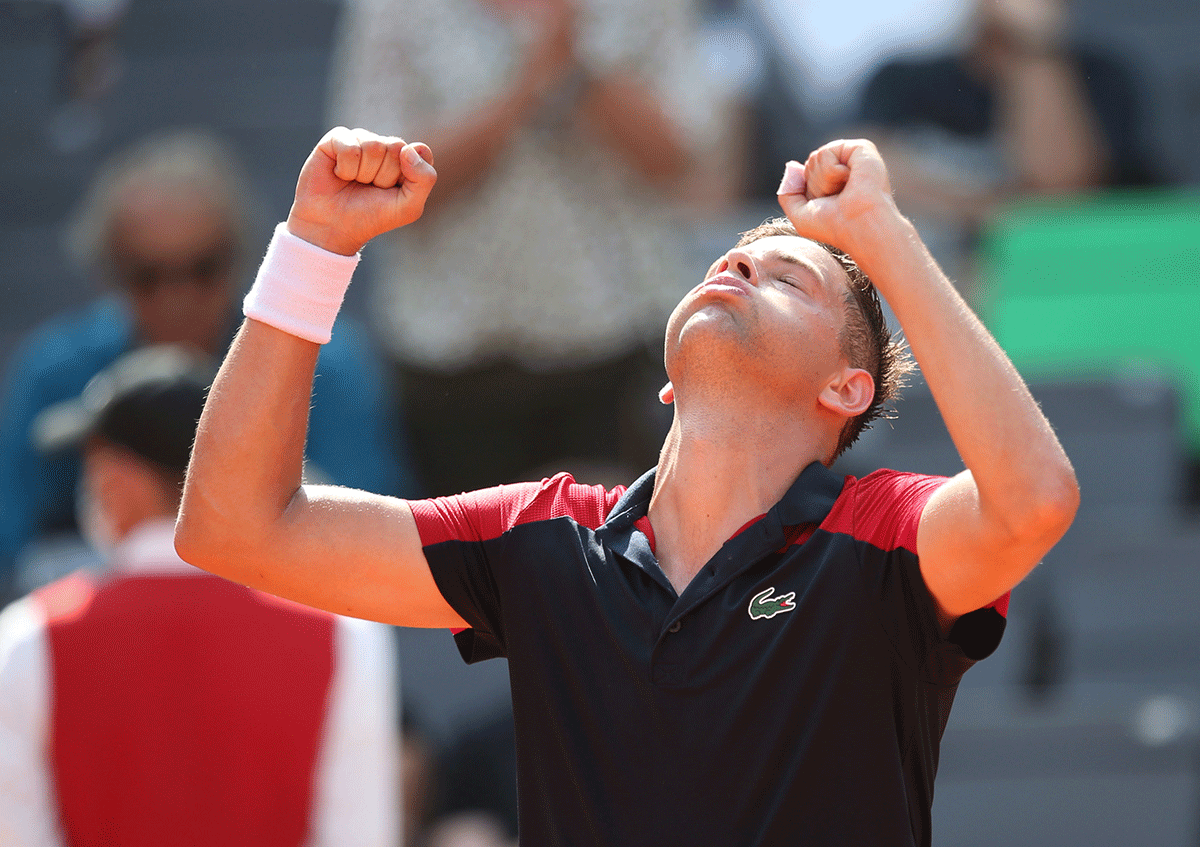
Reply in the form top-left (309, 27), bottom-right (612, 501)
top-left (0, 128), bottom-right (418, 601)
top-left (48, 0), bottom-right (131, 152)
top-left (0, 345), bottom-right (399, 847)
top-left (327, 0), bottom-right (739, 495)
top-left (856, 0), bottom-right (1156, 289)
top-left (711, 0), bottom-right (974, 200)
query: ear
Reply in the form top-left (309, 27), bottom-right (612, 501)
top-left (817, 367), bottom-right (874, 419)
top-left (83, 446), bottom-right (135, 534)
top-left (84, 444), bottom-right (171, 536)
top-left (83, 447), bottom-right (122, 510)
top-left (658, 382), bottom-right (675, 405)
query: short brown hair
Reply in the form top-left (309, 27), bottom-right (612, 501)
top-left (735, 217), bottom-right (914, 461)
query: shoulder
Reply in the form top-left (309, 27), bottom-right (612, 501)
top-left (824, 469), bottom-right (950, 552)
top-left (507, 472), bottom-right (626, 531)
top-left (409, 473), bottom-right (625, 546)
top-left (2, 299), bottom-right (129, 396)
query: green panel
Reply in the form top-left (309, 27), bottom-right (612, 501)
top-left (980, 191), bottom-right (1200, 306)
top-left (992, 293), bottom-right (1197, 372)
top-left (980, 192), bottom-right (1200, 451)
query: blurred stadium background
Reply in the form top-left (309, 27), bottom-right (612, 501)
top-left (2, 0), bottom-right (1198, 843)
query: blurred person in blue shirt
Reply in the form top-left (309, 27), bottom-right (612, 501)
top-left (0, 129), bottom-right (418, 600)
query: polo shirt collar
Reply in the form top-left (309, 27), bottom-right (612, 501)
top-left (598, 462), bottom-right (846, 597)
top-left (603, 467), bottom-right (657, 529)
top-left (742, 460), bottom-right (846, 549)
top-left (606, 461), bottom-right (843, 531)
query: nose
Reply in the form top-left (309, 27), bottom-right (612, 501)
top-left (716, 250), bottom-right (757, 284)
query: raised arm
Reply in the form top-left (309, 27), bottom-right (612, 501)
top-left (175, 128), bottom-right (465, 628)
top-left (777, 140), bottom-right (1079, 620)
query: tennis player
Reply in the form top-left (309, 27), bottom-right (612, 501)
top-left (177, 127), bottom-right (1078, 846)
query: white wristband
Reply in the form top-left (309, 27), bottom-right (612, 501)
top-left (243, 223), bottom-right (361, 344)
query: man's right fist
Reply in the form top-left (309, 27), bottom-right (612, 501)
top-left (286, 127), bottom-right (437, 256)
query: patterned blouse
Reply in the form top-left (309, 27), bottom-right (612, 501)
top-left (328, 0), bottom-right (725, 369)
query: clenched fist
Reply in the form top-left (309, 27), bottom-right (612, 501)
top-left (775, 139), bottom-right (902, 263)
top-left (287, 127), bottom-right (437, 256)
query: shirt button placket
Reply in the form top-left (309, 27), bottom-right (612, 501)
top-left (652, 616), bottom-right (686, 685)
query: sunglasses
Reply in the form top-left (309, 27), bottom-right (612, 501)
top-left (112, 241), bottom-right (237, 293)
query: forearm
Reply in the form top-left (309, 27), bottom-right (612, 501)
top-left (180, 130), bottom-right (459, 625)
top-left (578, 72), bottom-right (691, 184)
top-left (855, 213), bottom-right (1078, 530)
top-left (999, 55), bottom-right (1109, 191)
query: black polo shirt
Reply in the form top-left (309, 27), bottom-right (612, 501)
top-left (414, 462), bottom-right (1006, 847)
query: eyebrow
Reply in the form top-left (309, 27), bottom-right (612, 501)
top-left (761, 250), bottom-right (825, 283)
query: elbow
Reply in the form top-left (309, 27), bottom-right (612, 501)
top-left (173, 502), bottom-right (219, 572)
top-left (1013, 462), bottom-right (1081, 546)
top-left (174, 478), bottom-right (300, 578)
top-left (1024, 153), bottom-right (1109, 196)
top-left (173, 490), bottom-right (255, 576)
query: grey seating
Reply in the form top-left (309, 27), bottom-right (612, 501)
top-left (934, 681), bottom-right (1199, 847)
top-left (839, 376), bottom-right (1186, 525)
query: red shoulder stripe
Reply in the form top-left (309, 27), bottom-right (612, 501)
top-left (410, 473), bottom-right (624, 547)
top-left (822, 469), bottom-right (948, 553)
top-left (824, 470), bottom-right (1011, 619)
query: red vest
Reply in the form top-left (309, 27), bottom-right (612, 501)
top-left (37, 573), bottom-right (335, 847)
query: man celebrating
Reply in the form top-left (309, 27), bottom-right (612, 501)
top-left (177, 128), bottom-right (1078, 846)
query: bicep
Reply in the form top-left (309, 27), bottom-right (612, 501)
top-left (253, 485), bottom-right (466, 629)
top-left (916, 470), bottom-right (1048, 621)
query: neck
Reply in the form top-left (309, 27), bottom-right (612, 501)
top-left (647, 391), bottom-right (831, 594)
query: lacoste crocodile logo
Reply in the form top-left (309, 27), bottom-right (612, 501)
top-left (748, 587), bottom-right (796, 620)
